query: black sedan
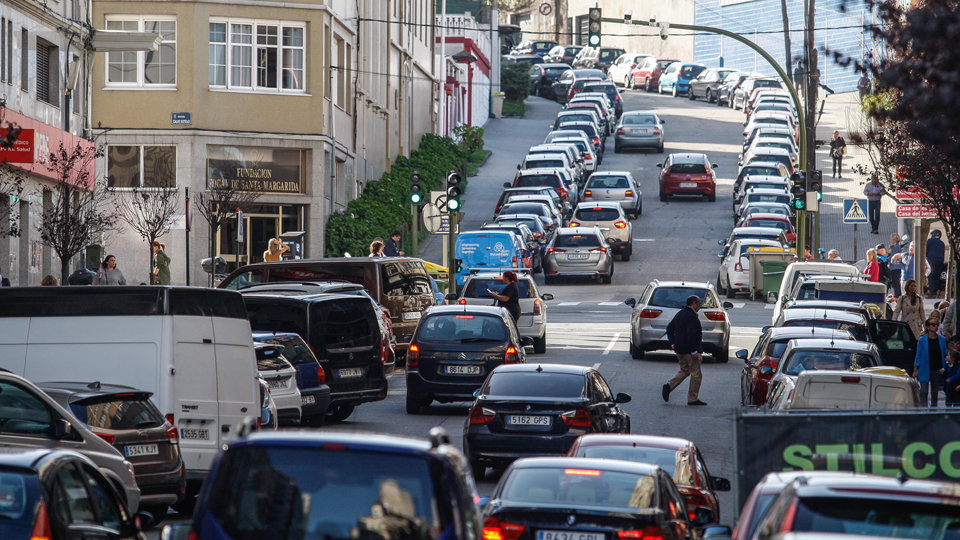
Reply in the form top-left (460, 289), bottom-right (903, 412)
top-left (406, 305), bottom-right (529, 414)
top-left (463, 363), bottom-right (630, 478)
top-left (530, 63), bottom-right (572, 98)
top-left (483, 457), bottom-right (712, 540)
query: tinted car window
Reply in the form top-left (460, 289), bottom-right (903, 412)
top-left (575, 208), bottom-right (621, 221)
top-left (783, 350), bottom-right (875, 375)
top-left (502, 203), bottom-right (549, 216)
top-left (247, 301), bottom-right (309, 338)
top-left (205, 446), bottom-right (453, 540)
top-left (748, 194), bottom-right (790, 204)
top-left (681, 65), bottom-right (705, 78)
top-left (0, 471), bottom-right (40, 533)
top-left (516, 175), bottom-right (561, 189)
top-left (0, 382), bottom-right (53, 437)
top-left (789, 496), bottom-right (959, 537)
top-left (583, 85), bottom-right (618, 101)
top-left (382, 262), bottom-right (432, 297)
top-left (588, 176), bottom-right (630, 188)
top-left (525, 159), bottom-right (565, 169)
top-left (484, 372), bottom-right (585, 398)
top-left (544, 67), bottom-right (566, 76)
top-left (416, 314), bottom-right (508, 344)
top-left (741, 166), bottom-right (782, 178)
top-left (259, 335), bottom-right (317, 366)
top-left (656, 59), bottom-right (675, 69)
top-left (621, 115), bottom-right (656, 126)
top-left (599, 49), bottom-right (622, 61)
top-left (501, 468), bottom-right (656, 510)
top-left (754, 80), bottom-right (782, 89)
top-left (578, 446), bottom-right (688, 482)
top-left (464, 279), bottom-right (532, 299)
top-left (256, 350), bottom-right (291, 372)
top-left (70, 395), bottom-right (164, 430)
top-left (312, 299), bottom-right (378, 351)
top-left (748, 219), bottom-right (789, 231)
top-left (554, 234), bottom-right (600, 248)
top-left (649, 287), bottom-right (717, 309)
top-left (669, 163), bottom-right (707, 174)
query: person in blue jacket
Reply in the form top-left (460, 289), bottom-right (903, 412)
top-left (914, 317), bottom-right (948, 406)
top-left (945, 350), bottom-right (960, 406)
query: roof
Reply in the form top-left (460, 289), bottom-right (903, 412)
top-left (747, 147), bottom-right (792, 156)
top-left (588, 170), bottom-right (632, 177)
top-left (37, 381), bottom-right (151, 402)
top-left (516, 168), bottom-right (564, 176)
top-left (574, 433), bottom-right (694, 451)
top-left (744, 213), bottom-right (791, 221)
top-left (239, 430), bottom-right (435, 454)
top-left (466, 272), bottom-right (536, 282)
top-left (786, 300), bottom-right (868, 311)
top-left (732, 226), bottom-right (784, 235)
top-left (781, 308), bottom-right (867, 324)
top-left (539, 63), bottom-right (570, 69)
top-left (424, 305), bottom-right (507, 317)
top-left (667, 153), bottom-right (709, 163)
top-left (764, 327), bottom-right (854, 341)
top-left (240, 291), bottom-right (367, 304)
top-left (510, 456), bottom-right (660, 476)
top-left (649, 280), bottom-right (711, 289)
top-left (556, 226), bottom-right (603, 235)
top-left (784, 338), bottom-right (876, 352)
top-left (787, 472), bottom-right (960, 505)
top-left (491, 363), bottom-right (592, 375)
top-left (744, 187), bottom-right (790, 195)
top-left (742, 175), bottom-right (789, 183)
top-left (740, 160), bottom-right (788, 169)
top-left (575, 201), bottom-right (621, 210)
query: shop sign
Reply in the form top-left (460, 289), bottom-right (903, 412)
top-left (207, 146), bottom-right (304, 194)
top-left (0, 129), bottom-right (35, 163)
top-left (0, 108), bottom-right (94, 187)
top-left (896, 204), bottom-right (942, 219)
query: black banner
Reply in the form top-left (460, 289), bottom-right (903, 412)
top-left (206, 146), bottom-right (304, 194)
top-left (735, 410), bottom-right (960, 506)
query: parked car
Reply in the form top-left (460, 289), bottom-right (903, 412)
top-left (733, 176), bottom-right (791, 214)
top-left (608, 52), bottom-right (650, 87)
top-left (513, 39), bottom-right (558, 57)
top-left (484, 457), bottom-right (711, 540)
top-left (569, 92), bottom-right (616, 132)
top-left (717, 238), bottom-right (785, 298)
top-left (543, 44), bottom-right (583, 64)
top-left (543, 226), bottom-right (615, 284)
top-left (768, 368), bottom-right (919, 409)
top-left (626, 280), bottom-right (733, 362)
top-left (717, 71), bottom-right (753, 107)
top-left (252, 343), bottom-right (302, 425)
top-left (554, 121), bottom-right (605, 155)
top-left (568, 434), bottom-right (732, 523)
top-left (502, 53), bottom-right (543, 66)
top-left (161, 429), bottom-right (482, 540)
top-left (481, 223), bottom-right (544, 272)
top-left (631, 56), bottom-right (679, 91)
top-left (658, 61), bottom-right (707, 96)
top-left (657, 152), bottom-right (719, 201)
top-left (456, 270), bottom-right (552, 353)
top-left (764, 338), bottom-right (882, 406)
top-left (39, 382), bottom-right (185, 520)
top-left (494, 213), bottom-right (552, 246)
top-left (734, 189), bottom-right (792, 220)
top-left (580, 81), bottom-right (623, 118)
top-left (614, 110), bottom-right (664, 153)
top-left (0, 446), bottom-right (150, 538)
top-left (498, 201), bottom-right (560, 231)
top-left (462, 363), bottom-right (631, 478)
top-left (567, 202), bottom-right (633, 260)
top-left (572, 46), bottom-right (625, 71)
top-left (529, 63), bottom-right (571, 97)
top-left (739, 212), bottom-right (796, 243)
top-left (252, 332), bottom-right (332, 425)
top-left (739, 146), bottom-right (796, 175)
top-left (688, 67), bottom-right (739, 102)
top-left (772, 262), bottom-right (868, 321)
top-left (580, 170), bottom-right (643, 218)
top-left (551, 68), bottom-right (607, 102)
top-left (742, 139), bottom-right (799, 168)
top-left (562, 100), bottom-right (611, 135)
top-left (719, 227), bottom-right (789, 259)
top-left (732, 77), bottom-right (783, 111)
top-left (734, 160), bottom-right (791, 193)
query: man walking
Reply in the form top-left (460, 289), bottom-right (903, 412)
top-left (927, 229), bottom-right (946, 297)
top-left (662, 295), bottom-right (707, 406)
top-left (384, 230), bottom-right (405, 257)
top-left (863, 177), bottom-right (884, 234)
top-left (830, 131), bottom-right (847, 178)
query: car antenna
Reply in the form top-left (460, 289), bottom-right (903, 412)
top-left (536, 365), bottom-right (543, 373)
top-left (87, 381), bottom-right (101, 390)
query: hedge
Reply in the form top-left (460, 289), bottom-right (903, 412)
top-left (325, 134), bottom-right (473, 257)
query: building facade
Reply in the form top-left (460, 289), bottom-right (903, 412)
top-left (92, 0), bottom-right (437, 285)
top-left (0, 0), bottom-right (94, 286)
top-left (437, 9), bottom-right (496, 135)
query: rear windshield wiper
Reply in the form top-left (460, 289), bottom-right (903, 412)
top-left (460, 337), bottom-right (503, 343)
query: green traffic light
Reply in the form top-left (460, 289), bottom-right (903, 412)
top-left (410, 192), bottom-right (423, 204)
top-left (817, 191), bottom-right (823, 201)
top-left (447, 198), bottom-right (462, 211)
top-left (588, 34), bottom-right (601, 46)
top-left (791, 198), bottom-right (806, 210)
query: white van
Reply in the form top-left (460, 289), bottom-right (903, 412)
top-left (770, 369), bottom-right (919, 410)
top-left (0, 286), bottom-right (260, 498)
top-left (773, 261), bottom-right (860, 321)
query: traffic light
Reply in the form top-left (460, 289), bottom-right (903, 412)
top-left (455, 258), bottom-right (463, 273)
top-left (446, 171), bottom-right (462, 212)
top-left (409, 171), bottom-right (423, 205)
top-left (790, 171), bottom-right (806, 210)
top-left (588, 8), bottom-right (602, 47)
top-left (807, 169), bottom-right (823, 199)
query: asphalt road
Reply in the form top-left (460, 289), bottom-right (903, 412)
top-left (152, 88), bottom-right (776, 536)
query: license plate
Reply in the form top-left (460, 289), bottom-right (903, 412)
top-left (679, 182), bottom-right (698, 188)
top-left (124, 443), bottom-right (159, 457)
top-left (268, 378), bottom-right (287, 389)
top-left (508, 415), bottom-right (551, 426)
top-left (402, 311), bottom-right (422, 321)
top-left (632, 129), bottom-right (649, 135)
top-left (180, 428), bottom-right (210, 440)
top-left (444, 365), bottom-right (482, 375)
top-left (339, 367), bottom-right (364, 378)
top-left (568, 253), bottom-right (589, 260)
top-left (301, 395), bottom-right (316, 405)
top-left (538, 532), bottom-right (604, 540)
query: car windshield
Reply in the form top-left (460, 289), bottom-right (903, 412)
top-left (782, 349), bottom-right (875, 375)
top-left (526, 159), bottom-right (565, 169)
top-left (257, 350), bottom-right (292, 372)
top-left (600, 50), bottom-right (623, 60)
top-left (584, 85), bottom-right (618, 100)
top-left (544, 67), bottom-right (566, 76)
top-left (768, 340), bottom-right (790, 358)
top-left (464, 279), bottom-right (532, 299)
top-left (648, 287), bottom-right (717, 309)
top-left (669, 163), bottom-right (708, 174)
top-left (790, 496), bottom-right (960, 539)
top-left (746, 206), bottom-right (790, 218)
top-left (500, 467), bottom-right (657, 511)
top-left (556, 140), bottom-right (588, 153)
top-left (558, 113), bottom-right (594, 123)
top-left (656, 59), bottom-right (676, 69)
top-left (554, 234), bottom-right (600, 248)
top-left (622, 115), bottom-right (657, 125)
top-left (755, 79), bottom-right (782, 89)
top-left (757, 142), bottom-right (792, 152)
top-left (749, 219), bottom-right (789, 231)
top-left (0, 471), bottom-right (41, 534)
top-left (575, 208), bottom-right (621, 221)
top-left (206, 446), bottom-right (453, 540)
top-left (516, 175), bottom-right (561, 188)
top-left (258, 335), bottom-right (318, 366)
top-left (753, 118), bottom-right (790, 127)
top-left (484, 372), bottom-right (585, 398)
top-left (416, 314), bottom-right (508, 344)
top-left (577, 446), bottom-right (692, 484)
top-left (498, 219), bottom-right (544, 234)
top-left (748, 194), bottom-right (790, 204)
top-left (783, 320), bottom-right (868, 341)
top-left (588, 176), bottom-right (630, 189)
top-left (741, 166), bottom-right (782, 178)
top-left (681, 65), bottom-right (705, 78)
top-left (502, 203), bottom-right (549, 216)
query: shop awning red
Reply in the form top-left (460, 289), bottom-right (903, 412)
top-left (0, 107), bottom-right (95, 188)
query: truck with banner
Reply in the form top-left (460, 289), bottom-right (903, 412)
top-left (734, 409), bottom-right (960, 506)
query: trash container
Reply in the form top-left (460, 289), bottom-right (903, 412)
top-left (761, 260), bottom-right (789, 303)
top-left (491, 92), bottom-right (505, 118)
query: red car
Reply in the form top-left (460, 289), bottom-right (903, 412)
top-left (631, 57), bottom-right (678, 92)
top-left (740, 213), bottom-right (796, 243)
top-left (736, 326), bottom-right (855, 406)
top-left (657, 153), bottom-right (718, 201)
top-left (568, 433), bottom-right (731, 523)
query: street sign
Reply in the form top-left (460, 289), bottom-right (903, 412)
top-left (842, 199), bottom-right (868, 224)
top-left (896, 186), bottom-right (960, 200)
top-left (430, 190), bottom-right (449, 215)
top-left (896, 204), bottom-right (942, 219)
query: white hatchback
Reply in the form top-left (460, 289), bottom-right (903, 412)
top-left (254, 343), bottom-right (302, 425)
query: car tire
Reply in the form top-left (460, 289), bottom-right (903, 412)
top-left (629, 339), bottom-right (645, 359)
top-left (706, 89), bottom-right (713, 103)
top-left (659, 189), bottom-right (667, 202)
top-left (325, 403), bottom-right (355, 423)
top-left (142, 505), bottom-right (169, 527)
top-left (645, 80), bottom-right (652, 92)
top-left (405, 393), bottom-right (427, 414)
top-left (471, 460), bottom-right (485, 481)
top-left (614, 143), bottom-right (621, 153)
top-left (716, 276), bottom-right (726, 296)
top-left (658, 84), bottom-right (663, 94)
top-left (716, 347), bottom-right (730, 363)
top-left (707, 193), bottom-right (716, 202)
top-left (637, 201), bottom-right (643, 215)
top-left (657, 143), bottom-right (664, 153)
top-left (533, 335), bottom-right (547, 354)
top-left (625, 74), bottom-right (631, 88)
top-left (689, 89), bottom-right (696, 100)
top-left (171, 490), bottom-right (198, 516)
top-left (544, 275), bottom-right (556, 285)
top-left (726, 275), bottom-right (737, 299)
top-left (672, 85), bottom-right (678, 97)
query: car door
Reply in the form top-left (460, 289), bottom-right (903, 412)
top-left (869, 320), bottom-right (918, 371)
top-left (660, 473), bottom-right (692, 540)
top-left (592, 372), bottom-right (628, 433)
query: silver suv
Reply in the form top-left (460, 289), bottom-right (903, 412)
top-left (568, 202), bottom-right (633, 260)
top-left (580, 171), bottom-right (642, 218)
top-left (544, 227), bottom-right (615, 284)
top-left (456, 271), bottom-right (554, 353)
top-left (624, 281), bottom-right (733, 362)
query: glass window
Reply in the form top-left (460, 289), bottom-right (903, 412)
top-left (106, 20), bottom-right (138, 84)
top-left (575, 208), bottom-right (620, 221)
top-left (53, 464), bottom-right (96, 524)
top-left (69, 394), bottom-right (164, 430)
top-left (209, 23), bottom-right (227, 86)
top-left (0, 471), bottom-right (35, 525)
top-left (78, 463), bottom-right (125, 527)
top-left (106, 18), bottom-right (176, 87)
top-left (554, 234), bottom-right (600, 248)
top-left (648, 287), bottom-right (716, 309)
top-left (463, 278), bottom-right (532, 299)
top-left (144, 20), bottom-right (177, 84)
top-left (246, 300), bottom-right (309, 338)
top-left (107, 145), bottom-right (176, 188)
top-left (259, 334), bottom-right (318, 366)
top-left (230, 23), bottom-right (253, 87)
top-left (669, 163), bottom-right (708, 174)
top-left (0, 381), bottom-right (53, 437)
top-left (588, 175), bottom-right (630, 188)
top-left (312, 299), bottom-right (377, 351)
top-left (256, 24), bottom-right (279, 89)
top-left (515, 175), bottom-right (562, 189)
top-left (416, 314), bottom-right (508, 344)
top-left (782, 349), bottom-right (876, 375)
top-left (791, 496), bottom-right (960, 538)
top-left (500, 467), bottom-right (656, 510)
top-left (484, 372), bottom-right (585, 398)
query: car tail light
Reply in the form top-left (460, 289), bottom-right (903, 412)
top-left (613, 95), bottom-right (621, 101)
top-left (589, 246), bottom-right (607, 253)
top-left (584, 190), bottom-right (592, 198)
top-left (640, 308), bottom-right (662, 318)
top-left (483, 517), bottom-right (525, 540)
top-left (407, 344), bottom-right (420, 368)
top-left (470, 405), bottom-right (497, 425)
top-left (584, 153), bottom-right (592, 160)
top-left (614, 221), bottom-right (627, 229)
top-left (560, 408), bottom-right (591, 427)
top-left (166, 413), bottom-right (175, 425)
top-left (94, 431), bottom-right (116, 444)
top-left (618, 527), bottom-right (666, 540)
top-left (704, 311), bottom-right (726, 321)
top-left (841, 375), bottom-right (861, 383)
top-left (458, 298), bottom-right (467, 305)
top-left (504, 346), bottom-right (519, 364)
top-left (557, 187), bottom-right (569, 200)
top-left (592, 137), bottom-right (600, 146)
top-left (512, 256), bottom-right (518, 268)
top-left (617, 128), bottom-right (625, 135)
top-left (652, 128), bottom-right (661, 135)
top-left (734, 262), bottom-right (743, 272)
top-left (533, 299), bottom-right (543, 316)
top-left (165, 424), bottom-right (179, 444)
top-left (568, 221), bottom-right (580, 227)
top-left (625, 190), bottom-right (633, 197)
top-left (31, 501), bottom-right (51, 540)
top-left (548, 247), bottom-right (566, 253)
top-left (317, 365), bottom-right (326, 384)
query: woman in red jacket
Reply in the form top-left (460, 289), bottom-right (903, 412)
top-left (864, 248), bottom-right (880, 282)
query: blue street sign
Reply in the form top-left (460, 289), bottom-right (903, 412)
top-left (842, 199), bottom-right (869, 224)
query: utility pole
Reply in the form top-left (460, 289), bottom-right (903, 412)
top-left (780, 0), bottom-right (792, 83)
top-left (804, 0), bottom-right (820, 255)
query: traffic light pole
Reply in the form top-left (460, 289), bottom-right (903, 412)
top-left (447, 211), bottom-right (459, 296)
top-left (411, 204), bottom-right (419, 257)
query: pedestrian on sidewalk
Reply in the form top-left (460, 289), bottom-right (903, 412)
top-left (875, 244), bottom-right (892, 289)
top-left (263, 238), bottom-right (289, 262)
top-left (96, 255), bottom-right (127, 286)
top-left (0, 266), bottom-right (9, 287)
top-left (927, 230), bottom-right (946, 297)
top-left (830, 131), bottom-right (847, 178)
top-left (152, 241), bottom-right (171, 285)
top-left (893, 279), bottom-right (925, 338)
top-left (944, 350), bottom-right (960, 406)
top-left (863, 177), bottom-right (884, 234)
top-left (864, 248), bottom-right (880, 282)
top-left (662, 295), bottom-right (707, 406)
top-left (858, 74), bottom-right (872, 102)
top-left (384, 231), bottom-right (404, 257)
top-left (889, 234), bottom-right (904, 298)
top-left (914, 317), bottom-right (947, 406)
top-left (369, 239), bottom-right (385, 257)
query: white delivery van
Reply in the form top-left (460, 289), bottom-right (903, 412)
top-left (0, 286), bottom-right (260, 498)
top-left (773, 261), bottom-right (860, 321)
top-left (771, 368), bottom-right (919, 410)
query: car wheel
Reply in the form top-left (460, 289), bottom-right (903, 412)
top-left (659, 189), bottom-right (667, 202)
top-left (707, 192), bottom-right (717, 202)
top-left (621, 247), bottom-right (631, 262)
top-left (657, 143), bottom-right (664, 153)
top-left (658, 83), bottom-right (663, 94)
top-left (645, 80), bottom-right (652, 92)
top-left (614, 143), bottom-right (621, 153)
top-left (471, 460), bottom-right (486, 481)
top-left (544, 275), bottom-right (556, 285)
top-left (672, 85), bottom-right (678, 97)
top-left (624, 74), bottom-right (631, 88)
top-left (629, 338), bottom-right (645, 359)
top-left (601, 274), bottom-right (612, 284)
top-left (706, 89), bottom-right (713, 103)
top-left (637, 201), bottom-right (643, 215)
top-left (689, 88), bottom-right (696, 100)
top-left (726, 275), bottom-right (737, 299)
top-left (533, 335), bottom-right (547, 354)
top-left (715, 347), bottom-right (730, 363)
top-left (716, 276), bottom-right (726, 296)
top-left (142, 505), bottom-right (169, 527)
top-left (325, 403), bottom-right (355, 423)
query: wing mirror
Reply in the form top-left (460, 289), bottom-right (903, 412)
top-left (517, 164), bottom-right (522, 170)
top-left (53, 418), bottom-right (74, 440)
top-left (624, 297), bottom-right (636, 308)
top-left (713, 163), bottom-right (719, 168)
top-left (761, 325), bottom-right (771, 333)
top-left (717, 239), bottom-right (726, 246)
top-left (503, 182), bottom-right (511, 188)
top-left (717, 251), bottom-right (725, 258)
top-left (760, 365), bottom-right (775, 377)
top-left (542, 293), bottom-right (554, 301)
top-left (736, 349), bottom-right (749, 361)
top-left (722, 301), bottom-right (734, 309)
top-left (692, 507), bottom-right (716, 527)
top-left (656, 163), bottom-right (663, 168)
top-left (614, 392), bottom-right (632, 404)
top-left (712, 476), bottom-right (732, 491)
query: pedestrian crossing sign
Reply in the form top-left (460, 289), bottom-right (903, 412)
top-left (842, 199), bottom-right (869, 224)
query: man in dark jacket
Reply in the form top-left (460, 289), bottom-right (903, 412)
top-left (662, 295), bottom-right (707, 406)
top-left (384, 231), bottom-right (404, 257)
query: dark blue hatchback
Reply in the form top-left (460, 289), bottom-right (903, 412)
top-left (253, 332), bottom-right (332, 425)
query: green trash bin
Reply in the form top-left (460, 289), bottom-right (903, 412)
top-left (760, 260), bottom-right (789, 303)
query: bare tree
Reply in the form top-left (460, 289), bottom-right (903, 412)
top-left (0, 163), bottom-right (26, 239)
top-left (194, 182), bottom-right (261, 286)
top-left (36, 141), bottom-right (115, 283)
top-left (114, 187), bottom-right (181, 283)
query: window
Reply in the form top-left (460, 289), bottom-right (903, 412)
top-left (105, 17), bottom-right (176, 87)
top-left (209, 20), bottom-right (305, 92)
top-left (71, 55), bottom-right (80, 113)
top-left (333, 35), bottom-right (343, 106)
top-left (1, 17), bottom-right (5, 84)
top-left (0, 381), bottom-right (53, 437)
top-left (36, 38), bottom-right (58, 105)
top-left (107, 145), bottom-right (176, 188)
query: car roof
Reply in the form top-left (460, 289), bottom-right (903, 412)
top-left (424, 305), bottom-right (508, 317)
top-left (745, 213), bottom-right (791, 221)
top-left (743, 175), bottom-right (789, 183)
top-left (0, 444), bottom-right (92, 471)
top-left (510, 456), bottom-right (661, 476)
top-left (37, 381), bottom-right (152, 401)
top-left (492, 363), bottom-right (591, 375)
top-left (574, 433), bottom-right (693, 451)
top-left (668, 153), bottom-right (709, 163)
top-left (734, 239), bottom-right (784, 247)
top-left (466, 272), bottom-right (536, 282)
top-left (741, 161), bottom-right (787, 169)
top-left (517, 168), bottom-right (564, 176)
top-left (650, 280), bottom-right (711, 289)
top-left (497, 213), bottom-right (544, 221)
top-left (784, 338), bottom-right (876, 351)
top-left (556, 226), bottom-right (602, 235)
top-left (732, 226), bottom-right (783, 235)
top-left (765, 327), bottom-right (855, 340)
top-left (781, 308), bottom-right (867, 323)
top-left (745, 188), bottom-right (790, 195)
top-left (238, 430), bottom-right (441, 454)
top-left (589, 170), bottom-right (632, 177)
top-left (539, 63), bottom-right (570, 69)
top-left (525, 153), bottom-right (567, 161)
top-left (747, 148), bottom-right (792, 156)
top-left (785, 471), bottom-right (960, 503)
top-left (575, 201), bottom-right (621, 210)
top-left (621, 110), bottom-right (657, 116)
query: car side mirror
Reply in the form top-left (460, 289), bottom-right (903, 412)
top-left (445, 293), bottom-right (458, 301)
top-left (159, 524), bottom-right (192, 540)
top-left (521, 336), bottom-right (535, 347)
top-left (717, 251), bottom-right (725, 258)
top-left (517, 164), bottom-right (522, 170)
top-left (473, 389), bottom-right (481, 398)
top-left (542, 293), bottom-right (554, 301)
top-left (717, 239), bottom-right (726, 246)
top-left (702, 525), bottom-right (732, 539)
top-left (760, 366), bottom-right (775, 377)
top-left (761, 325), bottom-right (771, 333)
top-left (53, 417), bottom-right (73, 440)
top-left (712, 476), bottom-right (732, 491)
top-left (624, 297), bottom-right (636, 308)
top-left (692, 507), bottom-right (716, 527)
top-left (722, 301), bottom-right (734, 309)
top-left (656, 163), bottom-right (663, 168)
top-left (736, 349), bottom-right (749, 360)
top-left (477, 495), bottom-right (491, 509)
top-left (503, 182), bottom-right (511, 188)
top-left (713, 164), bottom-right (719, 168)
top-left (614, 392), bottom-right (632, 404)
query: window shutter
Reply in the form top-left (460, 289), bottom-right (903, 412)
top-left (36, 41), bottom-right (50, 103)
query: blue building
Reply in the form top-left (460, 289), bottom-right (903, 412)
top-left (694, 0), bottom-right (875, 93)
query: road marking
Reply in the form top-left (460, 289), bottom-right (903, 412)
top-left (557, 302), bottom-right (581, 306)
top-left (603, 332), bottom-right (621, 355)
top-left (598, 302), bottom-right (621, 306)
top-left (765, 304), bottom-right (774, 310)
top-left (592, 362), bottom-right (602, 369)
top-left (633, 238), bottom-right (657, 242)
top-left (729, 302), bottom-right (746, 308)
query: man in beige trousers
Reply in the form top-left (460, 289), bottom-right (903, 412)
top-left (662, 295), bottom-right (707, 406)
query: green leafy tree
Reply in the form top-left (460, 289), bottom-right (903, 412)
top-left (501, 63), bottom-right (530, 103)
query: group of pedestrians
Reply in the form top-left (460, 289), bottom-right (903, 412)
top-left (369, 231), bottom-right (405, 257)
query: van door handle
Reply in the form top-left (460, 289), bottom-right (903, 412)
top-left (203, 339), bottom-right (213, 344)
top-left (222, 425), bottom-right (230, 433)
